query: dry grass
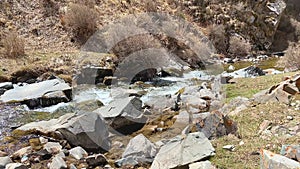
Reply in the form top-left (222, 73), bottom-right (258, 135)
top-left (207, 24), bottom-right (229, 55)
top-left (228, 35), bottom-right (251, 57)
top-left (211, 71), bottom-right (300, 168)
top-left (283, 43), bottom-right (300, 71)
top-left (1, 31), bottom-right (25, 58)
top-left (64, 3), bottom-right (98, 44)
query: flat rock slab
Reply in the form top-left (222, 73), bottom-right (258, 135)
top-left (94, 97), bottom-right (147, 131)
top-left (16, 112), bottom-right (110, 152)
top-left (261, 149), bottom-right (300, 169)
top-left (151, 132), bottom-right (215, 169)
top-left (0, 79), bottom-right (71, 108)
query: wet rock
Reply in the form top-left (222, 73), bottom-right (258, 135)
top-left (260, 149), bottom-right (300, 169)
top-left (69, 146), bottom-right (88, 160)
top-left (86, 154), bottom-right (107, 167)
top-left (43, 142), bottom-right (62, 154)
top-left (0, 156), bottom-right (12, 169)
top-left (57, 112), bottom-right (110, 152)
top-left (0, 79), bottom-right (71, 108)
top-left (151, 132), bottom-right (215, 169)
top-left (75, 66), bottom-right (113, 85)
top-left (280, 145), bottom-right (300, 162)
top-left (16, 112), bottom-right (110, 152)
top-left (94, 97), bottom-right (147, 134)
top-left (189, 161), bottom-right (216, 169)
top-left (222, 66), bottom-right (265, 79)
top-left (142, 95), bottom-right (176, 111)
top-left (49, 155), bottom-right (67, 169)
top-left (118, 134), bottom-right (158, 166)
top-left (5, 163), bottom-right (27, 169)
top-left (75, 99), bottom-right (104, 112)
top-left (115, 157), bottom-right (138, 168)
top-left (0, 82), bottom-right (13, 95)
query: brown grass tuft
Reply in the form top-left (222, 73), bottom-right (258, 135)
top-left (64, 3), bottom-right (98, 44)
top-left (1, 31), bottom-right (25, 58)
top-left (228, 35), bottom-right (251, 57)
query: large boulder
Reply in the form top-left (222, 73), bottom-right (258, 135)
top-left (75, 66), bottom-right (113, 85)
top-left (261, 149), bottom-right (300, 169)
top-left (94, 97), bottom-right (147, 133)
top-left (117, 134), bottom-right (158, 166)
top-left (196, 111), bottom-right (238, 139)
top-left (0, 79), bottom-right (71, 108)
top-left (151, 132), bottom-right (215, 169)
top-left (16, 112), bottom-right (110, 152)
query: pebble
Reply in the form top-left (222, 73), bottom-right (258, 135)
top-left (223, 145), bottom-right (235, 151)
top-left (287, 116), bottom-right (293, 120)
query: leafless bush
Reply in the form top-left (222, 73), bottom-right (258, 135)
top-left (228, 35), bottom-right (251, 57)
top-left (208, 24), bottom-right (229, 54)
top-left (284, 43), bottom-right (300, 71)
top-left (40, 0), bottom-right (59, 16)
top-left (64, 3), bottom-right (98, 44)
top-left (1, 31), bottom-right (25, 58)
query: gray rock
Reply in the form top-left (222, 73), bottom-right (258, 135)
top-left (142, 95), bottom-right (176, 111)
top-left (5, 163), bottom-right (27, 169)
top-left (0, 156), bottom-right (12, 169)
top-left (115, 157), bottom-right (138, 168)
top-left (0, 79), bottom-right (71, 108)
top-left (57, 112), bottom-right (110, 151)
top-left (0, 82), bottom-right (13, 90)
top-left (261, 149), bottom-right (300, 169)
top-left (121, 134), bottom-right (158, 165)
top-left (69, 164), bottom-right (77, 169)
top-left (94, 97), bottom-right (147, 131)
top-left (280, 145), bottom-right (300, 162)
top-left (181, 95), bottom-right (208, 113)
top-left (49, 156), bottom-right (67, 169)
top-left (189, 161), bottom-right (216, 169)
top-left (197, 111), bottom-right (237, 139)
top-left (16, 112), bottom-right (110, 151)
top-left (86, 154), bottom-right (107, 167)
top-left (69, 147), bottom-right (88, 160)
top-left (151, 132), bottom-right (215, 169)
top-left (43, 142), bottom-right (62, 154)
top-left (221, 96), bottom-right (250, 115)
top-left (75, 66), bottom-right (113, 85)
top-left (12, 147), bottom-right (31, 160)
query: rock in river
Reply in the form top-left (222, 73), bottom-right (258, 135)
top-left (0, 79), bottom-right (71, 109)
top-left (94, 97), bottom-right (147, 134)
top-left (16, 112), bottom-right (110, 152)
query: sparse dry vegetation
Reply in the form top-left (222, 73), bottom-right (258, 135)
top-left (1, 31), bottom-right (25, 58)
top-left (208, 24), bottom-right (229, 55)
top-left (64, 3), bottom-right (98, 44)
top-left (228, 35), bottom-right (252, 57)
top-left (283, 43), bottom-right (300, 71)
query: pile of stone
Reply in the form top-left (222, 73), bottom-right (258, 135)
top-left (254, 74), bottom-right (300, 104)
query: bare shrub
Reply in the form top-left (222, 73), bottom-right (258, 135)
top-left (207, 24), bottom-right (229, 54)
top-left (228, 35), bottom-right (251, 57)
top-left (283, 43), bottom-right (300, 71)
top-left (1, 31), bottom-right (25, 58)
top-left (40, 0), bottom-right (59, 16)
top-left (64, 3), bottom-right (98, 44)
